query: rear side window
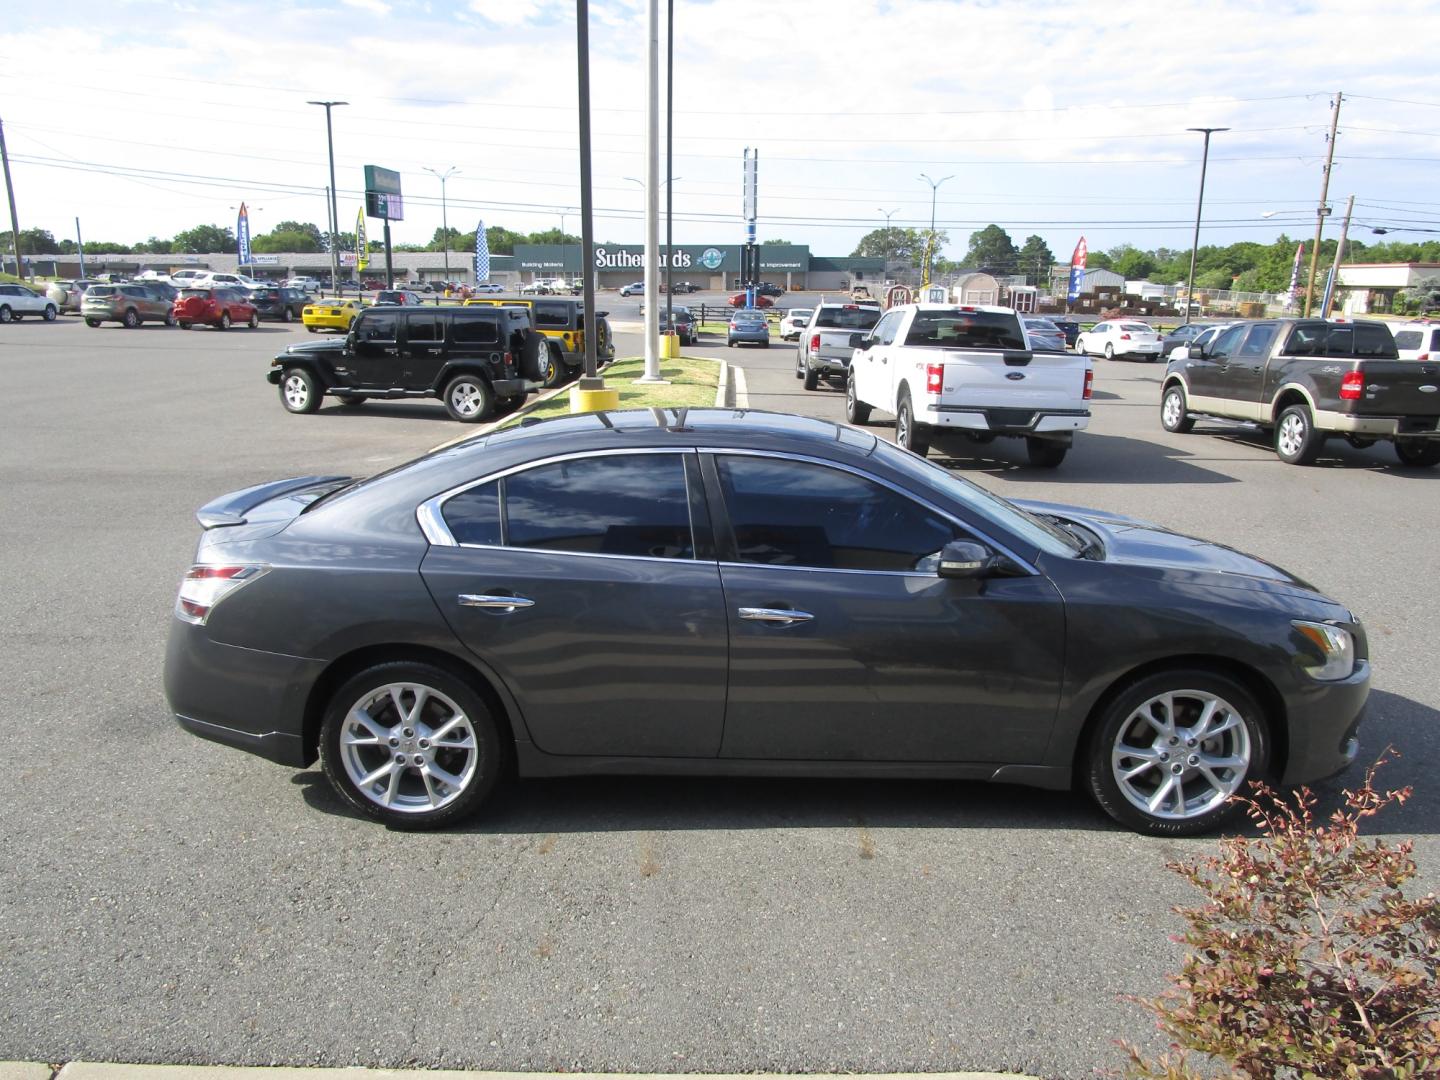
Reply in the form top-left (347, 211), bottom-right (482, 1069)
top-left (813, 307), bottom-right (882, 330)
top-left (451, 313), bottom-right (500, 346)
top-left (1395, 331), bottom-right (1422, 351)
top-left (89, 286), bottom-right (117, 297)
top-left (406, 313), bottom-right (441, 342)
top-left (532, 302), bottom-right (571, 329)
top-left (443, 482), bottom-right (501, 546)
top-left (903, 310), bottom-right (1026, 350)
top-left (1351, 323), bottom-right (1399, 358)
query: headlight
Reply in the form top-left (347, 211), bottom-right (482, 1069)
top-left (1292, 620), bottom-right (1355, 681)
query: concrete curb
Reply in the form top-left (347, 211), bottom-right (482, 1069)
top-left (714, 359), bottom-right (730, 406)
top-left (0, 1063), bottom-right (52, 1080)
top-left (49, 1068), bottom-right (1039, 1080)
top-left (732, 362), bottom-right (750, 407)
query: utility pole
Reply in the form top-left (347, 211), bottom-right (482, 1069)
top-left (878, 207), bottom-right (899, 278)
top-left (1184, 127), bottom-right (1228, 326)
top-left (664, 0), bottom-right (674, 352)
top-left (307, 101), bottom-right (347, 293)
top-left (1303, 91), bottom-right (1342, 317)
top-left (76, 218), bottom-right (85, 277)
top-left (1321, 193), bottom-right (1355, 318)
top-left (637, 0), bottom-right (663, 382)
top-left (0, 117), bottom-right (25, 280)
top-left (918, 174), bottom-right (952, 286)
top-left (424, 166), bottom-right (459, 284)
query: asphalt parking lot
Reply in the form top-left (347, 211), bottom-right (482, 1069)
top-left (2, 313), bottom-right (1437, 1079)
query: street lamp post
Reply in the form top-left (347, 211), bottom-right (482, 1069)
top-left (1183, 126), bottom-right (1228, 326)
top-left (917, 174), bottom-right (952, 286)
top-left (878, 207), bottom-right (899, 278)
top-left (307, 100), bottom-right (347, 293)
top-left (423, 166), bottom-right (459, 285)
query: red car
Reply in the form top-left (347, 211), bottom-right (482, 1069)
top-left (727, 292), bottom-right (775, 308)
top-left (174, 287), bottom-right (260, 330)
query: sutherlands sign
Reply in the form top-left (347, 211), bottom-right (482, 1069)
top-left (512, 244), bottom-right (811, 273)
top-left (594, 246), bottom-right (695, 269)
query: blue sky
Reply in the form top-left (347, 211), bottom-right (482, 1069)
top-left (3, 0), bottom-right (1438, 260)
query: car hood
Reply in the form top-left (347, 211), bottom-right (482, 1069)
top-left (1012, 498), bottom-right (1320, 593)
top-left (281, 339), bottom-right (347, 359)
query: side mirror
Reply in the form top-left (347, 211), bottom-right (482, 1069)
top-left (850, 333), bottom-right (870, 350)
top-left (936, 540), bottom-right (997, 580)
top-left (1187, 342), bottom-right (1206, 358)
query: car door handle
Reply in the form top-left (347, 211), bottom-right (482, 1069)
top-left (738, 606), bottom-right (814, 625)
top-left (458, 594), bottom-right (535, 612)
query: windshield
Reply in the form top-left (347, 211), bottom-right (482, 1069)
top-left (870, 440), bottom-right (1083, 558)
top-left (814, 307), bottom-right (882, 330)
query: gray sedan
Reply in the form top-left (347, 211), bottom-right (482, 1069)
top-left (165, 409), bottom-right (1368, 835)
top-left (1023, 316), bottom-right (1068, 353)
top-left (728, 311), bottom-right (771, 347)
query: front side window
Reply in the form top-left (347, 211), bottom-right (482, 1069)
top-left (1208, 325), bottom-right (1245, 360)
top-left (357, 312), bottom-right (398, 343)
top-left (1238, 324), bottom-right (1277, 357)
top-left (716, 456), bottom-right (959, 573)
top-left (871, 310), bottom-right (904, 345)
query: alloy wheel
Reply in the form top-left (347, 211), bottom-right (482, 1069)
top-left (1111, 689), bottom-right (1252, 821)
top-left (450, 380), bottom-right (485, 418)
top-left (282, 373), bottom-right (311, 410)
top-left (1277, 413), bottom-right (1306, 458)
top-left (338, 683), bottom-right (479, 813)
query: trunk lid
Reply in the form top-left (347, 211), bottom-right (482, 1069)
top-left (195, 475), bottom-right (351, 543)
top-left (1348, 360), bottom-right (1440, 418)
top-left (937, 350), bottom-right (1090, 412)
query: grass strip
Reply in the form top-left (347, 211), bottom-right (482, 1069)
top-left (499, 355), bottom-right (720, 428)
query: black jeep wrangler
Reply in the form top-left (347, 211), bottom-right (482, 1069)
top-left (269, 305), bottom-right (549, 422)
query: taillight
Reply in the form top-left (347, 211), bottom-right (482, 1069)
top-left (1339, 371), bottom-right (1364, 400)
top-left (1120, 333), bottom-right (1131, 340)
top-left (810, 334), bottom-right (820, 351)
top-left (925, 363), bottom-right (944, 394)
top-left (1083, 369), bottom-right (1094, 400)
top-left (175, 564), bottom-right (268, 626)
top-left (503, 351), bottom-right (514, 369)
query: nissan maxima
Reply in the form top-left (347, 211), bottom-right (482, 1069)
top-left (164, 409), bottom-right (1368, 835)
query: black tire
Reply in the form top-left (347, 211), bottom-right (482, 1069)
top-left (803, 366), bottom-right (819, 391)
top-left (0, 305), bottom-right (11, 323)
top-left (282, 307), bottom-right (294, 323)
top-left (85, 318), bottom-right (101, 328)
top-left (517, 330), bottom-right (549, 382)
top-left (335, 394), bottom-right (366, 408)
top-left (1025, 438), bottom-right (1068, 468)
top-left (279, 367), bottom-right (322, 414)
top-left (1274, 403), bottom-right (1323, 465)
top-left (317, 661), bottom-right (504, 830)
top-left (762, 339), bottom-right (770, 348)
top-left (306, 325), bottom-right (317, 333)
top-left (218, 311), bottom-right (231, 331)
top-left (1344, 435), bottom-right (1376, 450)
top-left (43, 304), bottom-right (57, 322)
top-left (122, 308), bottom-right (140, 329)
top-left (895, 392), bottom-right (930, 457)
top-left (1085, 669), bottom-right (1269, 836)
top-left (444, 373), bottom-right (494, 422)
top-left (845, 376), bottom-right (872, 425)
top-left (1394, 439), bottom-right (1440, 468)
top-left (538, 343), bottom-right (564, 390)
top-left (179, 321), bottom-right (192, 330)
top-left (964, 431), bottom-right (996, 444)
top-left (1103, 343), bottom-right (1115, 360)
top-left (795, 354), bottom-right (804, 379)
top-left (165, 311), bottom-right (178, 327)
top-left (247, 312), bottom-right (259, 329)
top-left (493, 393), bottom-right (527, 416)
top-left (1160, 384), bottom-right (1195, 434)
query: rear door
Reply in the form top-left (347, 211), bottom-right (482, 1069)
top-left (401, 311), bottom-right (447, 386)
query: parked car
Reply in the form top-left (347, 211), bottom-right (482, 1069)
top-left (164, 407), bottom-right (1371, 836)
top-left (173, 287), bottom-right (259, 330)
top-left (81, 284), bottom-right (177, 328)
top-left (734, 281), bottom-right (783, 297)
top-left (269, 304), bottom-right (547, 421)
top-left (728, 310), bottom-right (771, 347)
top-left (1160, 322), bottom-right (1218, 359)
top-left (1389, 320), bottom-right (1440, 362)
top-left (795, 302), bottom-right (884, 387)
top-left (144, 281), bottom-right (180, 303)
top-left (193, 271), bottom-right (262, 291)
top-left (659, 306), bottom-right (695, 345)
top-left (670, 281), bottom-right (701, 294)
top-left (728, 292), bottom-right (774, 308)
top-left (169, 270), bottom-right (208, 289)
top-left (472, 282), bottom-right (506, 294)
top-left (1050, 318), bottom-right (1081, 347)
top-left (362, 278), bottom-right (385, 291)
top-left (46, 279), bottom-right (97, 313)
top-left (285, 276), bottom-right (322, 294)
top-left (1076, 320), bottom-right (1163, 361)
top-left (520, 281), bottom-right (554, 295)
top-left (0, 282), bottom-right (60, 322)
top-left (780, 308), bottom-right (813, 341)
top-left (463, 296), bottom-right (615, 386)
top-left (249, 286), bottom-right (309, 323)
top-left (375, 289), bottom-right (426, 306)
top-left (302, 297), bottom-right (365, 333)
top-left (1022, 316), bottom-right (1067, 353)
top-left (619, 282), bottom-right (645, 297)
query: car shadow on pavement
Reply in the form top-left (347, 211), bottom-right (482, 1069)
top-left (929, 432), bottom-right (1241, 485)
top-left (1197, 423), bottom-right (1440, 478)
top-left (312, 402), bottom-right (457, 421)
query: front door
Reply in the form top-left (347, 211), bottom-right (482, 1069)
top-left (708, 453), bottom-right (1065, 764)
top-left (1184, 322), bottom-right (1245, 406)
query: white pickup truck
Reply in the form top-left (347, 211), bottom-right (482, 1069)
top-left (845, 303), bottom-right (1093, 467)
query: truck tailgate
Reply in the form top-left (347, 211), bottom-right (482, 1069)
top-left (937, 350), bottom-right (1089, 411)
top-left (1351, 361), bottom-right (1440, 419)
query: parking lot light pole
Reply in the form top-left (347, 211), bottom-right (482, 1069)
top-left (423, 166), bottom-right (459, 284)
top-left (918, 174), bottom-right (952, 286)
top-left (1183, 127), bottom-right (1227, 326)
top-left (307, 101), bottom-right (347, 293)
top-left (878, 207), bottom-right (899, 278)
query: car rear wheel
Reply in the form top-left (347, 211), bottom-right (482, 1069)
top-left (0, 305), bottom-right (11, 323)
top-left (282, 307), bottom-right (293, 323)
top-left (1103, 343), bottom-right (1115, 360)
top-left (803, 366), bottom-right (819, 391)
top-left (895, 392), bottom-right (930, 457)
top-left (845, 377), bottom-right (872, 425)
top-left (85, 318), bottom-right (101, 328)
top-left (280, 368), bottom-right (322, 414)
top-left (335, 394), bottom-right (366, 408)
top-left (122, 308), bottom-right (140, 329)
top-left (444, 374), bottom-right (493, 422)
top-left (43, 304), bottom-right (57, 321)
top-left (1394, 439), bottom-right (1440, 468)
top-left (1086, 670), bottom-right (1268, 836)
top-left (165, 311), bottom-right (178, 327)
top-left (1025, 437), bottom-right (1068, 467)
top-left (218, 311), bottom-right (231, 331)
top-left (318, 663), bottom-right (503, 830)
top-left (1275, 403), bottom-right (1323, 465)
top-left (178, 321), bottom-right (192, 330)
top-left (1161, 384), bottom-right (1195, 434)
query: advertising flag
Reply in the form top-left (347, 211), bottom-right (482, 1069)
top-left (1286, 242), bottom-right (1304, 306)
top-left (1066, 236), bottom-right (1088, 302)
top-left (236, 203), bottom-right (251, 267)
top-left (474, 219), bottom-right (490, 282)
top-left (356, 209), bottom-right (369, 272)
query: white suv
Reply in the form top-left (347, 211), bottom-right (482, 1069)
top-left (0, 282), bottom-right (60, 322)
top-left (1390, 320), bottom-right (1440, 362)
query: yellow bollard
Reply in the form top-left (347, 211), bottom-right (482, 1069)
top-left (660, 331), bottom-right (681, 359)
top-left (570, 383), bottom-right (621, 414)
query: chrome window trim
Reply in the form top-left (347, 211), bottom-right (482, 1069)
top-left (700, 447), bottom-right (1039, 576)
top-left (417, 446), bottom-right (698, 552)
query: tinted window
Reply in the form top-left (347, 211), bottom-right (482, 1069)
top-left (89, 286), bottom-right (118, 297)
top-left (452, 314), bottom-right (500, 345)
top-left (357, 312), bottom-right (398, 342)
top-left (179, 289), bottom-right (208, 299)
top-left (1395, 331), bottom-right (1422, 351)
top-left (1209, 325), bottom-right (1245, 359)
top-left (505, 454), bottom-right (693, 559)
top-left (406, 312), bottom-right (440, 342)
top-left (443, 481), bottom-right (501, 546)
top-left (1351, 323), bottom-right (1399, 358)
top-left (1238, 324), bottom-right (1277, 357)
top-left (813, 306), bottom-right (883, 330)
top-left (1282, 321), bottom-right (1328, 356)
top-left (717, 456), bottom-right (958, 573)
top-left (872, 309), bottom-right (904, 346)
top-left (903, 310), bottom-right (1026, 350)
top-left (532, 302), bottom-right (571, 329)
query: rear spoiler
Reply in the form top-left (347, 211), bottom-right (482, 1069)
top-left (196, 475), bottom-right (349, 529)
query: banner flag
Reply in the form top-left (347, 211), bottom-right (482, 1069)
top-left (474, 220), bottom-right (490, 282)
top-left (1287, 242), bottom-right (1304, 302)
top-left (236, 203), bottom-right (251, 266)
top-left (356, 209), bottom-right (369, 272)
top-left (1066, 236), bottom-right (1088, 302)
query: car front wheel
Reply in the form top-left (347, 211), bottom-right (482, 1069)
top-left (1086, 670), bottom-right (1268, 836)
top-left (122, 308), bottom-right (140, 329)
top-left (1103, 343), bottom-right (1115, 360)
top-left (845, 377), bottom-right (872, 425)
top-left (218, 311), bottom-right (231, 331)
top-left (1161, 385), bottom-right (1195, 434)
top-left (444, 374), bottom-right (493, 422)
top-left (318, 663), bottom-right (503, 829)
top-left (280, 368), bottom-right (322, 414)
top-left (43, 304), bottom-right (57, 321)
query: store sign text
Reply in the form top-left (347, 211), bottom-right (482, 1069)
top-left (594, 247), bottom-right (694, 270)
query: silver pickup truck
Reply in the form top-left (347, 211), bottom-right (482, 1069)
top-left (795, 301), bottom-right (883, 389)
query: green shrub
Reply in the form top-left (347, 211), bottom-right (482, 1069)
top-left (1124, 755), bottom-right (1439, 1079)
